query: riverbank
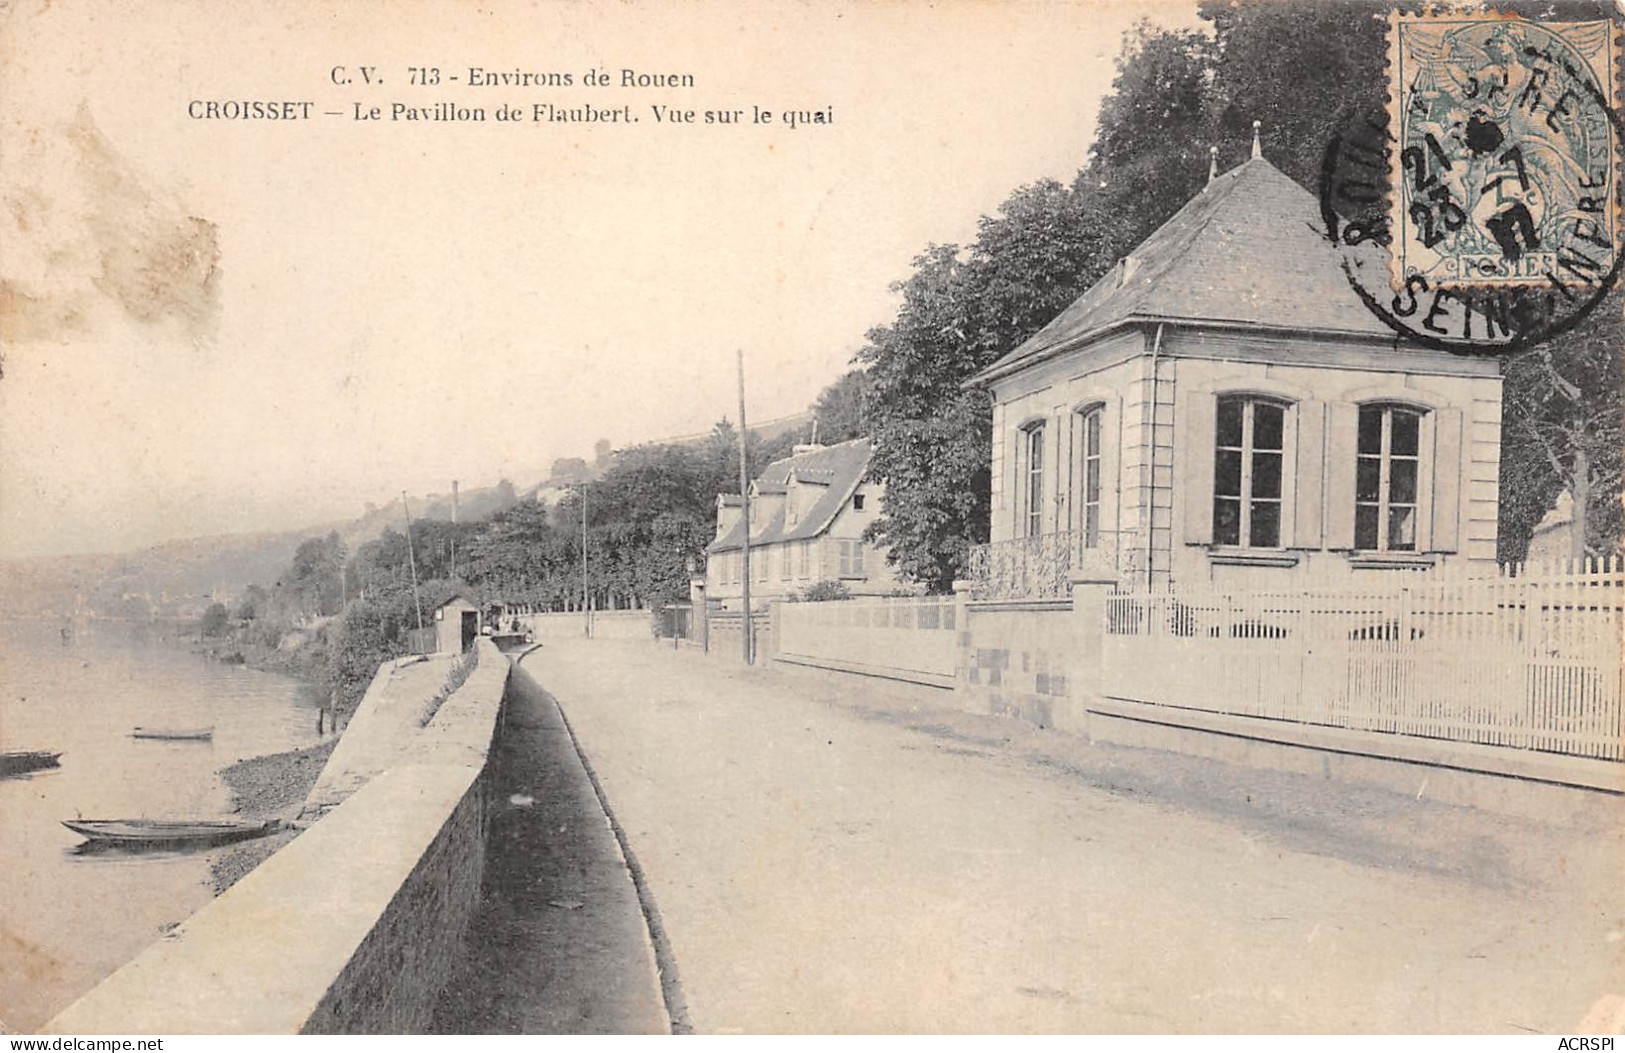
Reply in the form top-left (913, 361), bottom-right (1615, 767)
top-left (210, 739), bottom-right (337, 893)
top-left (195, 632), bottom-right (330, 685)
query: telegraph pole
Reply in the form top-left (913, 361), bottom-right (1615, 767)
top-left (400, 491), bottom-right (425, 634)
top-left (581, 481), bottom-right (591, 638)
top-left (737, 349), bottom-right (753, 665)
top-left (450, 479), bottom-right (459, 581)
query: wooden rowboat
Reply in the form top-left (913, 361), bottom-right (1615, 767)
top-left (0, 750), bottom-right (62, 777)
top-left (62, 818), bottom-right (278, 847)
top-left (130, 726), bottom-right (213, 742)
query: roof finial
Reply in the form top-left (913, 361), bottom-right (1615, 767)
top-left (1251, 120), bottom-right (1263, 160)
top-left (1207, 145), bottom-right (1219, 185)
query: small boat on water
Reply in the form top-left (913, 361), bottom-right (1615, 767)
top-left (130, 726), bottom-right (214, 742)
top-left (62, 818), bottom-right (278, 847)
top-left (0, 750), bottom-right (62, 778)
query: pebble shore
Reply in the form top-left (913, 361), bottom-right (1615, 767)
top-left (209, 739), bottom-right (338, 894)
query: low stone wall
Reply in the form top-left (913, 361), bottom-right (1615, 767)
top-left (957, 600), bottom-right (1081, 732)
top-left (523, 609), bottom-right (652, 640)
top-left (1083, 696), bottom-right (1624, 824)
top-left (44, 638), bottom-right (512, 1034)
top-left (761, 579), bottom-right (1623, 814)
top-left (773, 597), bottom-right (957, 688)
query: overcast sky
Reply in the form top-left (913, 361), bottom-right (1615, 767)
top-left (0, 0), bottom-right (1201, 560)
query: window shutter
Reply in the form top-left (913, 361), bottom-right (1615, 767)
top-left (1108, 396), bottom-right (1124, 544)
top-left (1009, 431), bottom-right (1022, 537)
top-left (1179, 392), bottom-right (1215, 545)
top-left (1430, 407), bottom-right (1463, 553)
top-left (1325, 402), bottom-right (1360, 549)
top-left (1291, 400), bottom-right (1326, 549)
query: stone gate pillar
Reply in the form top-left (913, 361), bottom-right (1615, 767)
top-left (688, 575), bottom-right (707, 650)
top-left (1069, 569), bottom-right (1117, 735)
top-left (951, 579), bottom-right (976, 709)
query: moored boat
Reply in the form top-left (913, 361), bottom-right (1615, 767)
top-left (130, 726), bottom-right (213, 742)
top-left (0, 750), bottom-right (62, 777)
top-left (62, 818), bottom-right (278, 847)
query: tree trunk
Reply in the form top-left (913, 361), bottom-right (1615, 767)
top-left (1570, 442), bottom-right (1590, 560)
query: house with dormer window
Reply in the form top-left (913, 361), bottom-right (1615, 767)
top-left (967, 139), bottom-right (1502, 589)
top-left (706, 437), bottom-right (901, 608)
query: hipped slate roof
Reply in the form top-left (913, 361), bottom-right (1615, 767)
top-left (708, 438), bottom-right (873, 553)
top-left (970, 157), bottom-right (1392, 385)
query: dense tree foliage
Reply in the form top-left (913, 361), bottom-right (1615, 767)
top-left (234, 584), bottom-right (268, 621)
top-left (237, 379), bottom-right (856, 710)
top-left (1500, 287), bottom-right (1624, 560)
top-left (199, 602), bottom-right (230, 637)
top-left (811, 369), bottom-right (871, 444)
top-left (286, 532), bottom-right (347, 616)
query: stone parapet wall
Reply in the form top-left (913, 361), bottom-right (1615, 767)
top-left (44, 639), bottom-right (513, 1034)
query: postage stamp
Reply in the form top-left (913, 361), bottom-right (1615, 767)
top-left (1388, 12), bottom-right (1621, 295)
top-left (1320, 10), bottom-right (1623, 355)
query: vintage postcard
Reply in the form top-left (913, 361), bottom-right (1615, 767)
top-left (2, 0), bottom-right (1622, 1040)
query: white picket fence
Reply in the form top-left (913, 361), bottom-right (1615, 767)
top-left (1101, 557), bottom-right (1625, 762)
top-left (775, 596), bottom-right (959, 682)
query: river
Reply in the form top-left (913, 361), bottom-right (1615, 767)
top-left (0, 621), bottom-right (326, 1032)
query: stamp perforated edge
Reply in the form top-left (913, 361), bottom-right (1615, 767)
top-left (1384, 7), bottom-right (1624, 293)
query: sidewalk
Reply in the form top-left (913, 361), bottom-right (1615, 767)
top-left (428, 653), bottom-right (669, 1034)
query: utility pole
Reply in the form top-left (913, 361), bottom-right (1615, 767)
top-left (450, 479), bottom-right (459, 581)
top-left (581, 481), bottom-right (591, 638)
top-left (400, 492), bottom-right (425, 634)
top-left (737, 349), bottom-right (753, 665)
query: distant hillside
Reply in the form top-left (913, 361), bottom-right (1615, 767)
top-left (0, 410), bottom-right (823, 620)
top-left (0, 526), bottom-right (333, 620)
top-left (338, 479), bottom-right (522, 551)
top-left (656, 410), bottom-right (815, 450)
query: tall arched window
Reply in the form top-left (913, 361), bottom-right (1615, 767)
top-left (1213, 396), bottom-right (1286, 548)
top-left (1079, 407), bottom-right (1103, 548)
top-left (1022, 422), bottom-right (1045, 538)
top-left (1356, 404), bottom-right (1424, 552)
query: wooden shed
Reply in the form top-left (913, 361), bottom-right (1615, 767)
top-left (433, 595), bottom-right (481, 654)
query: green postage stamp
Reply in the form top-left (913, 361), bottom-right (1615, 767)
top-left (1389, 11), bottom-right (1621, 294)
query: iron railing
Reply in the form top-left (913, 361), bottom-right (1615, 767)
top-left (966, 531), bottom-right (1121, 600)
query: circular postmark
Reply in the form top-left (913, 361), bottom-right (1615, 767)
top-left (1320, 14), bottom-right (1623, 355)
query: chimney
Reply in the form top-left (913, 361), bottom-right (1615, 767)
top-left (1251, 120), bottom-right (1263, 160)
top-left (1206, 145), bottom-right (1218, 186)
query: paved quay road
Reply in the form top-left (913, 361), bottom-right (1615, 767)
top-left (521, 639), bottom-right (1624, 1034)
